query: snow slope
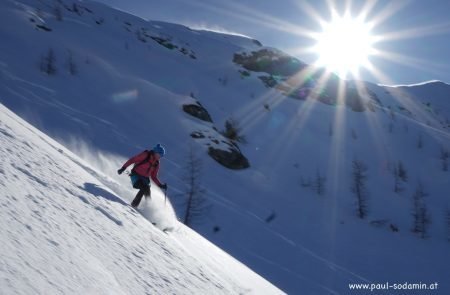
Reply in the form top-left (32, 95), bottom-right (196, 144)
top-left (0, 103), bottom-right (282, 294)
top-left (1, 0), bottom-right (450, 294)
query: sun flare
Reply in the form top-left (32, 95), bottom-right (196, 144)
top-left (313, 13), bottom-right (375, 78)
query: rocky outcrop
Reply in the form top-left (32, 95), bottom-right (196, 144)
top-left (189, 129), bottom-right (250, 170)
top-left (208, 146), bottom-right (250, 170)
top-left (233, 49), bottom-right (305, 76)
top-left (234, 49), bottom-right (380, 112)
top-left (184, 99), bottom-right (249, 170)
top-left (182, 102), bottom-right (213, 123)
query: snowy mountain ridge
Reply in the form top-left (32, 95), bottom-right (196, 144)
top-left (1, 0), bottom-right (450, 294)
top-left (380, 80), bottom-right (450, 88)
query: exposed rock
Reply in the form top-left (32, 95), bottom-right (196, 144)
top-left (151, 36), bottom-right (177, 49)
top-left (208, 146), bottom-right (250, 170)
top-left (233, 49), bottom-right (305, 76)
top-left (190, 131), bottom-right (205, 139)
top-left (182, 102), bottom-right (213, 123)
top-left (258, 76), bottom-right (278, 88)
top-left (252, 39), bottom-right (263, 47)
top-left (234, 49), bottom-right (381, 112)
top-left (36, 24), bottom-right (52, 32)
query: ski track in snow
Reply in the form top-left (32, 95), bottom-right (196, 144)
top-left (206, 186), bottom-right (371, 288)
top-left (167, 176), bottom-right (368, 294)
top-left (1, 67), bottom-right (56, 94)
top-left (244, 251), bottom-right (340, 295)
top-left (373, 103), bottom-right (450, 140)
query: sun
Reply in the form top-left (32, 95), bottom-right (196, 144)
top-left (313, 13), bottom-right (375, 79)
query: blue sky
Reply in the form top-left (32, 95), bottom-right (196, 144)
top-left (96, 0), bottom-right (450, 85)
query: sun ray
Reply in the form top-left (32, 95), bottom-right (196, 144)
top-left (369, 0), bottom-right (411, 27)
top-left (376, 22), bottom-right (450, 42)
top-left (285, 45), bottom-right (319, 58)
top-left (351, 77), bottom-right (393, 163)
top-left (273, 70), bottom-right (333, 144)
top-left (373, 49), bottom-right (450, 76)
top-left (326, 77), bottom-right (348, 250)
top-left (237, 89), bottom-right (287, 135)
top-left (246, 68), bottom-right (334, 173)
top-left (238, 65), bottom-right (323, 139)
top-left (223, 1), bottom-right (318, 38)
top-left (362, 63), bottom-right (445, 143)
top-left (293, 0), bottom-right (328, 27)
top-left (323, 83), bottom-right (347, 274)
top-left (356, 0), bottom-right (379, 22)
top-left (327, 83), bottom-right (346, 180)
top-left (363, 60), bottom-right (395, 85)
top-left (183, 0), bottom-right (317, 38)
top-left (288, 69), bottom-right (334, 131)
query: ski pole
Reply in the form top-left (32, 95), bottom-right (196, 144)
top-left (164, 187), bottom-right (168, 206)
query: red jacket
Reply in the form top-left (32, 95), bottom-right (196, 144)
top-left (121, 150), bottom-right (163, 187)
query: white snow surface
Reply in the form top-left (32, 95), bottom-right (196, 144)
top-left (0, 103), bottom-right (282, 294)
top-left (1, 0), bottom-right (450, 294)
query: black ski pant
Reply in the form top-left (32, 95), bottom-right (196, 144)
top-left (131, 179), bottom-right (151, 207)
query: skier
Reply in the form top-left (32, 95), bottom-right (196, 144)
top-left (117, 144), bottom-right (168, 208)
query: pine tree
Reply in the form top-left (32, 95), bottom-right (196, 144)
top-left (314, 169), bottom-right (326, 196)
top-left (411, 182), bottom-right (431, 239)
top-left (41, 49), bottom-right (56, 75)
top-left (181, 148), bottom-right (209, 227)
top-left (398, 161), bottom-right (408, 182)
top-left (222, 118), bottom-right (246, 143)
top-left (393, 166), bottom-right (402, 193)
top-left (440, 146), bottom-right (449, 171)
top-left (389, 109), bottom-right (396, 121)
top-left (351, 159), bottom-right (369, 219)
top-left (72, 3), bottom-right (80, 15)
top-left (53, 3), bottom-right (63, 21)
top-left (394, 161), bottom-right (408, 193)
top-left (417, 134), bottom-right (423, 149)
top-left (446, 209), bottom-right (450, 242)
top-left (66, 50), bottom-right (77, 75)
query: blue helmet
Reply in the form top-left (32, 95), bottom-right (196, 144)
top-left (152, 143), bottom-right (166, 157)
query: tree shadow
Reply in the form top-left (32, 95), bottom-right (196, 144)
top-left (83, 183), bottom-right (128, 206)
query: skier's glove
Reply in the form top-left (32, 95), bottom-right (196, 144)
top-left (117, 167), bottom-right (125, 175)
top-left (160, 183), bottom-right (168, 190)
